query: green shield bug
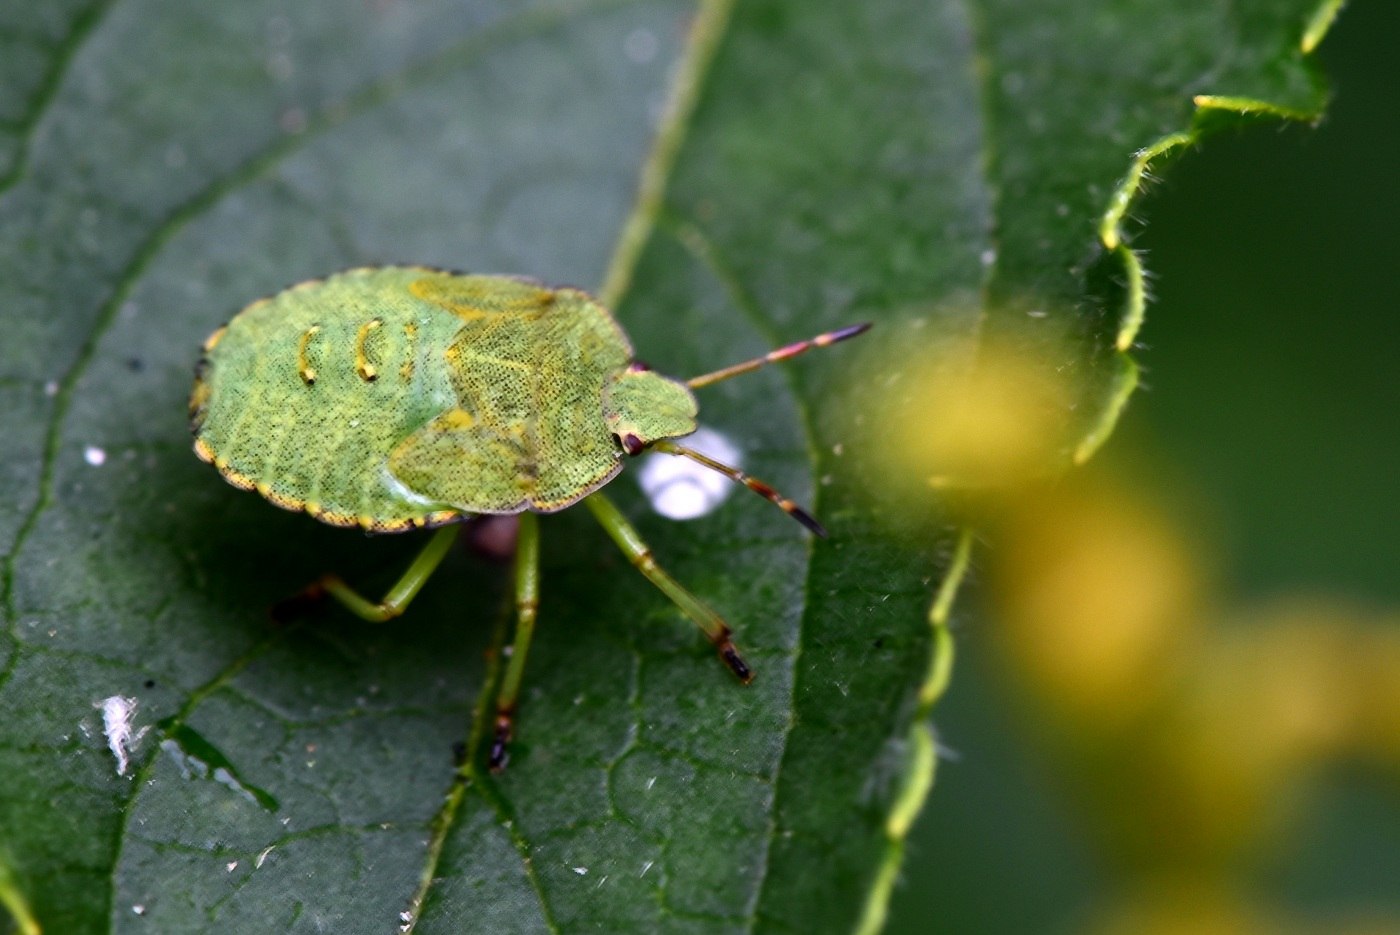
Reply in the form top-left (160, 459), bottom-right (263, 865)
top-left (190, 266), bottom-right (868, 770)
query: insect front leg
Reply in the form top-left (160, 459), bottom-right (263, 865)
top-left (275, 525), bottom-right (459, 623)
top-left (488, 511), bottom-right (540, 773)
top-left (583, 492), bottom-right (753, 683)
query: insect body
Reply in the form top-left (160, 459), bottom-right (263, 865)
top-left (192, 266), bottom-right (867, 770)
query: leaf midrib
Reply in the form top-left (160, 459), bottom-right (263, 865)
top-left (402, 1), bottom-right (780, 928)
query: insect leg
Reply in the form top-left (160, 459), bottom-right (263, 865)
top-left (583, 492), bottom-right (753, 683)
top-left (648, 439), bottom-right (826, 536)
top-left (684, 322), bottom-right (870, 389)
top-left (279, 525), bottom-right (459, 623)
top-left (488, 511), bottom-right (539, 773)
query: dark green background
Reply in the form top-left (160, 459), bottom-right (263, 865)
top-left (891, 2), bottom-right (1400, 932)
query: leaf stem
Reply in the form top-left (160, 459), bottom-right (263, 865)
top-left (0, 853), bottom-right (42, 935)
top-left (598, 0), bottom-right (737, 309)
top-left (854, 527), bottom-right (974, 935)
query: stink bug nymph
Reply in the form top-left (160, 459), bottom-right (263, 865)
top-left (190, 267), bottom-right (868, 770)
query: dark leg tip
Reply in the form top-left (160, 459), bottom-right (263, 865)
top-left (832, 322), bottom-right (872, 342)
top-left (790, 505), bottom-right (828, 538)
top-left (719, 642), bottom-right (754, 684)
top-left (487, 711), bottom-right (514, 774)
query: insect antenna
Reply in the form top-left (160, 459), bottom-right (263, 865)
top-left (685, 322), bottom-right (871, 389)
top-left (649, 440), bottom-right (827, 537)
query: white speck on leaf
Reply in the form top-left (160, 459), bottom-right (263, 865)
top-left (83, 445), bottom-right (106, 466)
top-left (96, 695), bottom-right (146, 776)
top-left (573, 866), bottom-right (588, 876)
top-left (161, 737), bottom-right (203, 780)
top-left (132, 905), bottom-right (145, 916)
top-left (226, 861), bottom-right (238, 873)
top-left (256, 846), bottom-right (274, 868)
top-left (213, 766), bottom-right (261, 805)
top-left (638, 425), bottom-right (740, 520)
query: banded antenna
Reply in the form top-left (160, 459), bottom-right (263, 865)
top-left (662, 320), bottom-right (871, 535)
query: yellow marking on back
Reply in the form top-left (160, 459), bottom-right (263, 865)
top-left (531, 490), bottom-right (588, 511)
top-left (297, 325), bottom-right (321, 385)
top-left (264, 489), bottom-right (303, 512)
top-left (355, 318), bottom-right (383, 382)
top-left (408, 275), bottom-right (555, 321)
top-left (441, 408), bottom-right (475, 430)
top-left (193, 437), bottom-right (215, 464)
top-left (218, 464), bottom-right (256, 492)
top-left (443, 339), bottom-right (531, 373)
top-left (202, 325), bottom-right (228, 353)
top-left (189, 378), bottom-right (211, 426)
top-left (401, 321), bottom-right (418, 382)
top-left (409, 278), bottom-right (487, 321)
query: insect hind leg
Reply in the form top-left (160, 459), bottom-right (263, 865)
top-left (583, 492), bottom-right (753, 683)
top-left (488, 511), bottom-right (540, 772)
top-left (273, 525), bottom-right (459, 623)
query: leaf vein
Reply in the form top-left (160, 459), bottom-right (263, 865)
top-left (0, 0), bottom-right (116, 197)
top-left (474, 782), bottom-right (563, 934)
top-left (651, 214), bottom-right (819, 929)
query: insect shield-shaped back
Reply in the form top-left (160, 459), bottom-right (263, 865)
top-left (602, 368), bottom-right (699, 455)
top-left (189, 265), bottom-right (870, 774)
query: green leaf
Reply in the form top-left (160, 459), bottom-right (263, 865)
top-left (0, 1), bottom-right (1330, 932)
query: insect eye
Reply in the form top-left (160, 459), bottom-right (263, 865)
top-left (617, 433), bottom-right (645, 456)
top-left (626, 360), bottom-right (651, 374)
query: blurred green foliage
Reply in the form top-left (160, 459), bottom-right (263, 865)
top-left (890, 3), bottom-right (1400, 933)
